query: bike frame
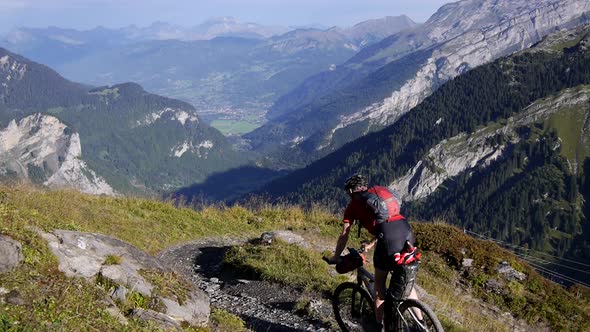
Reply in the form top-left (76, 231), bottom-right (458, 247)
top-left (356, 266), bottom-right (375, 299)
top-left (333, 248), bottom-right (441, 332)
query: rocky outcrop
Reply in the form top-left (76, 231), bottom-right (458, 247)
top-left (0, 114), bottom-right (116, 196)
top-left (392, 86), bottom-right (590, 201)
top-left (496, 261), bottom-right (527, 282)
top-left (0, 235), bottom-right (23, 273)
top-left (38, 229), bottom-right (210, 327)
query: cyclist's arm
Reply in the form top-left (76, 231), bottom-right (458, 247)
top-left (331, 222), bottom-right (352, 261)
top-left (362, 237), bottom-right (378, 252)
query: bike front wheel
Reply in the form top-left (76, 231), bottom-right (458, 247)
top-left (385, 298), bottom-right (443, 332)
top-left (332, 282), bottom-right (377, 332)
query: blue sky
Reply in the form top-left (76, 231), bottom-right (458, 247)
top-left (0, 0), bottom-right (452, 33)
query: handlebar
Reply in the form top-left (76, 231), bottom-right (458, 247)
top-left (323, 246), bottom-right (366, 265)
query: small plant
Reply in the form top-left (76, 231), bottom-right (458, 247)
top-left (209, 308), bottom-right (247, 332)
top-left (294, 296), bottom-right (311, 315)
top-left (103, 254), bottom-right (122, 265)
top-left (139, 269), bottom-right (193, 305)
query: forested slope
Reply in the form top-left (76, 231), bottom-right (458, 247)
top-left (251, 26), bottom-right (590, 272)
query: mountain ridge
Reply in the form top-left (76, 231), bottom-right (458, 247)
top-left (0, 47), bottom-right (248, 195)
top-left (249, 0), bottom-right (590, 167)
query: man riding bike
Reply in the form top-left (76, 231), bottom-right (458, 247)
top-left (327, 174), bottom-right (421, 330)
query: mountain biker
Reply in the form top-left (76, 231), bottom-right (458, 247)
top-left (327, 174), bottom-right (421, 329)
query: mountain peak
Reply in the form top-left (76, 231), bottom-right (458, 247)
top-left (203, 16), bottom-right (239, 25)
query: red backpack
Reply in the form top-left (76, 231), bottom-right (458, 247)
top-left (361, 185), bottom-right (404, 225)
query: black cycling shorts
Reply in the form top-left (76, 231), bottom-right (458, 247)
top-left (373, 219), bottom-right (415, 271)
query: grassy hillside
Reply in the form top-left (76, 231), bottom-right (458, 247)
top-left (1, 185), bottom-right (589, 331)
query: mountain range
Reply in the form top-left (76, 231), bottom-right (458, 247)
top-left (0, 48), bottom-right (247, 195)
top-left (0, 16), bottom-right (417, 132)
top-left (246, 0), bottom-right (590, 167)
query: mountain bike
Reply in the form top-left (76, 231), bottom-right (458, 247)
top-left (327, 247), bottom-right (443, 332)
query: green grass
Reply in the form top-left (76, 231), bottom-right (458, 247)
top-left (0, 184), bottom-right (339, 331)
top-left (1, 185), bottom-right (589, 331)
top-left (548, 35), bottom-right (586, 52)
top-left (210, 119), bottom-right (260, 135)
top-left (139, 269), bottom-right (192, 305)
top-left (545, 104), bottom-right (590, 172)
top-left (103, 254), bottom-right (123, 265)
top-left (224, 239), bottom-right (348, 293)
top-left (413, 223), bottom-right (590, 331)
top-left (2, 185), bottom-right (338, 255)
top-left (208, 308), bottom-right (248, 332)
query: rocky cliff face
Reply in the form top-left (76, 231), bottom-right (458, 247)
top-left (391, 86), bottom-right (590, 201)
top-left (0, 114), bottom-right (116, 195)
top-left (322, 0), bottom-right (590, 151)
top-left (250, 0), bottom-right (590, 165)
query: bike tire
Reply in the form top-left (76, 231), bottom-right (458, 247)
top-left (385, 298), bottom-right (443, 332)
top-left (332, 282), bottom-right (377, 332)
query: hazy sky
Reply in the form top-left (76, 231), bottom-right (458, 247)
top-left (0, 0), bottom-right (452, 33)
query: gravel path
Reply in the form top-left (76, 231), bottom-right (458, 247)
top-left (157, 237), bottom-right (336, 332)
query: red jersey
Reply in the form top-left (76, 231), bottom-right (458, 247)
top-left (343, 186), bottom-right (405, 236)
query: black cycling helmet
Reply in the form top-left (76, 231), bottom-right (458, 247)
top-left (344, 174), bottom-right (368, 193)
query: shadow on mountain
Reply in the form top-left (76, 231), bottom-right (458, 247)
top-left (171, 166), bottom-right (289, 204)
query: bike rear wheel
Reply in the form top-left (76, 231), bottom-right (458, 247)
top-left (385, 298), bottom-right (443, 332)
top-left (332, 282), bottom-right (377, 332)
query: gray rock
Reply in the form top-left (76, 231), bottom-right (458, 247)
top-left (462, 258), bottom-right (474, 268)
top-left (496, 261), bottom-right (526, 281)
top-left (130, 308), bottom-right (182, 331)
top-left (260, 232), bottom-right (274, 244)
top-left (101, 295), bottom-right (129, 326)
top-left (393, 86), bottom-right (590, 201)
top-left (105, 306), bottom-right (129, 326)
top-left (0, 235), bottom-right (23, 273)
top-left (0, 114), bottom-right (116, 196)
top-left (38, 229), bottom-right (165, 296)
top-left (161, 290), bottom-right (209, 327)
top-left (110, 285), bottom-right (128, 303)
top-left (6, 289), bottom-right (24, 305)
top-left (38, 229), bottom-right (210, 327)
top-left (485, 279), bottom-right (505, 294)
top-left (262, 230), bottom-right (310, 248)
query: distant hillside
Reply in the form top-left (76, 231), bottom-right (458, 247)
top-left (247, 0), bottom-right (590, 167)
top-left (0, 47), bottom-right (247, 194)
top-left (1, 17), bottom-right (416, 132)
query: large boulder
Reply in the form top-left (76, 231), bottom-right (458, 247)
top-left (39, 230), bottom-right (163, 295)
top-left (38, 230), bottom-right (209, 326)
top-left (0, 235), bottom-right (23, 273)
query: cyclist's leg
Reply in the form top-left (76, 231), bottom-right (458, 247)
top-left (374, 266), bottom-right (388, 326)
top-left (408, 286), bottom-right (424, 320)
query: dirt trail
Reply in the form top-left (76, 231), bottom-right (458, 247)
top-left (157, 237), bottom-right (335, 332)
